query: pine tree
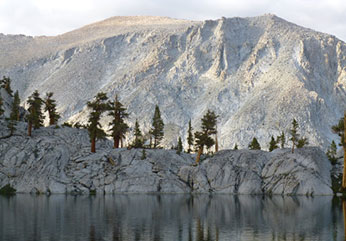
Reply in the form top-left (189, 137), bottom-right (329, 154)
top-left (289, 119), bottom-right (300, 153)
top-left (12, 91), bottom-right (20, 121)
top-left (132, 119), bottom-right (143, 148)
top-left (248, 137), bottom-right (261, 150)
top-left (332, 115), bottom-right (346, 190)
top-left (297, 137), bottom-right (308, 148)
top-left (108, 96), bottom-right (129, 148)
top-left (327, 140), bottom-right (338, 165)
top-left (44, 92), bottom-right (60, 125)
top-left (0, 96), bottom-right (4, 117)
top-left (233, 143), bottom-right (238, 150)
top-left (277, 131), bottom-right (285, 148)
top-left (87, 92), bottom-right (109, 153)
top-left (194, 110), bottom-right (218, 163)
top-left (150, 105), bottom-right (164, 148)
top-left (26, 90), bottom-right (44, 136)
top-left (269, 136), bottom-right (278, 152)
top-left (1, 76), bottom-right (13, 96)
top-left (187, 119), bottom-right (194, 153)
top-left (177, 137), bottom-right (183, 154)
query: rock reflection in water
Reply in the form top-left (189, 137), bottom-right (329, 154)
top-left (0, 194), bottom-right (344, 241)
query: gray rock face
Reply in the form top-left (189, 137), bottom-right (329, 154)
top-left (0, 15), bottom-right (345, 150)
top-left (0, 121), bottom-right (333, 195)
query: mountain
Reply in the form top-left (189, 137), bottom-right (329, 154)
top-left (0, 14), bottom-right (345, 150)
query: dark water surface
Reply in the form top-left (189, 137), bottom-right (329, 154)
top-left (0, 194), bottom-right (344, 241)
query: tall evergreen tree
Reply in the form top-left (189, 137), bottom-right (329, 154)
top-left (332, 115), bottom-right (346, 190)
top-left (1, 76), bottom-right (13, 96)
top-left (87, 92), bottom-right (109, 153)
top-left (108, 96), bottom-right (129, 148)
top-left (44, 92), bottom-right (60, 125)
top-left (0, 96), bottom-right (4, 117)
top-left (289, 119), bottom-right (300, 153)
top-left (150, 105), bottom-right (164, 148)
top-left (26, 90), bottom-right (44, 136)
top-left (132, 119), bottom-right (143, 148)
top-left (194, 109), bottom-right (218, 163)
top-left (277, 131), bottom-right (285, 148)
top-left (187, 119), bottom-right (194, 153)
top-left (326, 140), bottom-right (338, 165)
top-left (248, 137), bottom-right (261, 150)
top-left (269, 136), bottom-right (278, 152)
top-left (11, 91), bottom-right (20, 121)
top-left (177, 137), bottom-right (183, 154)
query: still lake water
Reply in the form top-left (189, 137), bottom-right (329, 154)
top-left (0, 194), bottom-right (344, 241)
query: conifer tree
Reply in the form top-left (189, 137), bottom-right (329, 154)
top-left (1, 76), bottom-right (13, 96)
top-left (132, 119), bottom-right (143, 148)
top-left (150, 105), bottom-right (164, 148)
top-left (233, 143), bottom-right (238, 150)
top-left (177, 137), bottom-right (183, 154)
top-left (27, 90), bottom-right (44, 136)
top-left (11, 91), bottom-right (20, 121)
top-left (277, 131), bottom-right (285, 148)
top-left (194, 109), bottom-right (218, 163)
top-left (108, 96), bottom-right (129, 148)
top-left (248, 137), bottom-right (261, 150)
top-left (326, 140), bottom-right (338, 165)
top-left (44, 92), bottom-right (60, 125)
top-left (297, 137), bottom-right (308, 148)
top-left (87, 92), bottom-right (109, 153)
top-left (289, 119), bottom-right (300, 153)
top-left (0, 96), bottom-right (4, 117)
top-left (269, 136), bottom-right (278, 152)
top-left (332, 115), bottom-right (346, 189)
top-left (187, 119), bottom-right (194, 153)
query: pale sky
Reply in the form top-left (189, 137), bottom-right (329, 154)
top-left (0, 0), bottom-right (345, 41)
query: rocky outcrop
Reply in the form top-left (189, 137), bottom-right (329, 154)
top-left (0, 120), bottom-right (333, 195)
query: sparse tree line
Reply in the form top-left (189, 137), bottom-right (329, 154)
top-left (1, 75), bottom-right (339, 165)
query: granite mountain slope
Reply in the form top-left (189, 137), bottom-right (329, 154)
top-left (0, 14), bottom-right (345, 149)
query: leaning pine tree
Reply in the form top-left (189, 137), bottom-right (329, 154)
top-left (44, 92), bottom-right (60, 125)
top-left (26, 90), bottom-right (44, 136)
top-left (194, 109), bottom-right (218, 163)
top-left (87, 92), bottom-right (109, 153)
top-left (108, 96), bottom-right (129, 148)
top-left (150, 105), bottom-right (164, 148)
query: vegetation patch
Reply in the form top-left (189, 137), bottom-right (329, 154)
top-left (0, 184), bottom-right (16, 195)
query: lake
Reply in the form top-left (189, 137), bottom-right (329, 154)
top-left (0, 194), bottom-right (344, 241)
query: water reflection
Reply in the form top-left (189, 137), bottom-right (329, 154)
top-left (0, 194), bottom-right (344, 241)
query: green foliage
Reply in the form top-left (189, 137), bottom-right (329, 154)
top-left (27, 90), bottom-right (44, 129)
top-left (141, 149), bottom-right (147, 160)
top-left (0, 96), bottom-right (4, 116)
top-left (276, 131), bottom-right (285, 148)
top-left (62, 122), bottom-right (73, 127)
top-left (11, 91), bottom-right (20, 121)
top-left (194, 110), bottom-right (218, 150)
top-left (150, 105), bottom-right (164, 148)
top-left (0, 184), bottom-right (16, 195)
top-left (332, 118), bottom-right (345, 147)
top-left (327, 140), bottom-right (338, 165)
top-left (297, 137), bottom-right (309, 148)
top-left (108, 96), bottom-right (129, 147)
top-left (269, 136), bottom-right (278, 152)
top-left (233, 143), bottom-right (238, 150)
top-left (176, 137), bottom-right (183, 154)
top-left (248, 137), bottom-right (261, 150)
top-left (87, 92), bottom-right (109, 141)
top-left (187, 119), bottom-right (194, 153)
top-left (1, 76), bottom-right (13, 96)
top-left (132, 119), bottom-right (143, 148)
top-left (44, 92), bottom-right (60, 125)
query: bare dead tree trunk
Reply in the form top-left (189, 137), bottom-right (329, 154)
top-left (28, 122), bottom-right (32, 137)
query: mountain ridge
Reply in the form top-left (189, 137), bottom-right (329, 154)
top-left (0, 14), bottom-right (345, 150)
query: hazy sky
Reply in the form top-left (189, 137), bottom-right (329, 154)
top-left (0, 0), bottom-right (345, 41)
